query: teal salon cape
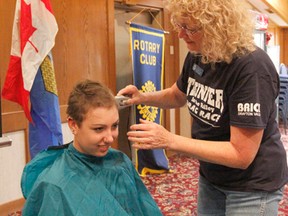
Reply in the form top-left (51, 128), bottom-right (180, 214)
top-left (21, 143), bottom-right (162, 216)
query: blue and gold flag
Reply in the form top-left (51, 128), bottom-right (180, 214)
top-left (29, 54), bottom-right (63, 158)
top-left (130, 23), bottom-right (169, 176)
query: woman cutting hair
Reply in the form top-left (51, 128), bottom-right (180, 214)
top-left (118, 0), bottom-right (288, 215)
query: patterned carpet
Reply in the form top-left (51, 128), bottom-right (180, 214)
top-left (142, 126), bottom-right (288, 216)
top-left (142, 154), bottom-right (200, 216)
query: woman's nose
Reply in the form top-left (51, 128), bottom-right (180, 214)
top-left (178, 29), bottom-right (186, 38)
top-left (103, 130), bottom-right (115, 143)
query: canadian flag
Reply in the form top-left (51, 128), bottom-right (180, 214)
top-left (2, 0), bottom-right (58, 122)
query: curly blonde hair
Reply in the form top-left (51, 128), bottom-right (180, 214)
top-left (167, 0), bottom-right (256, 64)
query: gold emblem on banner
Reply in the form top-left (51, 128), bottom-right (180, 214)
top-left (137, 80), bottom-right (158, 121)
top-left (40, 56), bottom-right (58, 95)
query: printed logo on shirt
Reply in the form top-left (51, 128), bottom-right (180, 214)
top-left (186, 77), bottom-right (223, 127)
top-left (237, 103), bottom-right (261, 117)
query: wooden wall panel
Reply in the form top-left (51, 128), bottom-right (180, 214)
top-left (0, 0), bottom-right (27, 133)
top-left (51, 0), bottom-right (116, 110)
top-left (123, 0), bottom-right (164, 8)
top-left (282, 28), bottom-right (288, 64)
top-left (162, 8), bottom-right (181, 134)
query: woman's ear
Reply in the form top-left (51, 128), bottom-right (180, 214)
top-left (67, 117), bottom-right (78, 135)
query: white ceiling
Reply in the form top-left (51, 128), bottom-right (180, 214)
top-left (247, 0), bottom-right (288, 27)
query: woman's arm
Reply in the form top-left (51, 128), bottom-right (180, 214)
top-left (117, 83), bottom-right (187, 109)
top-left (128, 119), bottom-right (263, 169)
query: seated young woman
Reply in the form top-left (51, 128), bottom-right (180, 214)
top-left (21, 79), bottom-right (162, 216)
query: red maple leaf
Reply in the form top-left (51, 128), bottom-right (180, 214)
top-left (20, 0), bottom-right (37, 53)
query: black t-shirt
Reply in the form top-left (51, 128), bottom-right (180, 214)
top-left (177, 47), bottom-right (288, 192)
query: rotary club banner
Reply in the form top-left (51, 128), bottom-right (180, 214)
top-left (129, 23), bottom-right (169, 176)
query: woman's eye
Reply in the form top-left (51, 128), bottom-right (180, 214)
top-left (112, 123), bottom-right (119, 129)
top-left (93, 127), bottom-right (104, 132)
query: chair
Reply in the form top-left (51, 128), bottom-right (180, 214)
top-left (278, 74), bottom-right (288, 134)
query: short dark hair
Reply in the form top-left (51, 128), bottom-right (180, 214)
top-left (66, 79), bottom-right (117, 126)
